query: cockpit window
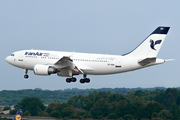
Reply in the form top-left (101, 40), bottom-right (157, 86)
top-left (11, 54), bottom-right (15, 56)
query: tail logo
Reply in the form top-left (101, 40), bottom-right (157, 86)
top-left (150, 39), bottom-right (162, 50)
top-left (15, 115), bottom-right (21, 120)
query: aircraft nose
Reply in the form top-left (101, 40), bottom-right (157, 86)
top-left (5, 56), bottom-right (11, 63)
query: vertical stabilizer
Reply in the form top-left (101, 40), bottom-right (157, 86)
top-left (124, 27), bottom-right (170, 58)
top-left (13, 109), bottom-right (23, 120)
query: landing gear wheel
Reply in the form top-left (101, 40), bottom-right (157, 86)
top-left (85, 78), bottom-right (90, 83)
top-left (80, 79), bottom-right (85, 84)
top-left (71, 77), bottom-right (77, 82)
top-left (24, 75), bottom-right (29, 79)
top-left (24, 69), bottom-right (29, 79)
top-left (66, 78), bottom-right (72, 83)
top-left (80, 74), bottom-right (90, 84)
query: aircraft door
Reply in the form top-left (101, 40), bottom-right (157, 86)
top-left (18, 52), bottom-right (25, 68)
top-left (115, 57), bottom-right (121, 68)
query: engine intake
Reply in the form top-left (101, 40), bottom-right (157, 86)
top-left (34, 64), bottom-right (57, 75)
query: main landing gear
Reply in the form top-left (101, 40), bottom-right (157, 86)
top-left (66, 74), bottom-right (90, 84)
top-left (66, 77), bottom-right (77, 83)
top-left (80, 74), bottom-right (90, 83)
top-left (24, 69), bottom-right (29, 79)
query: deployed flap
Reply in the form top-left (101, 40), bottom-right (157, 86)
top-left (138, 57), bottom-right (156, 66)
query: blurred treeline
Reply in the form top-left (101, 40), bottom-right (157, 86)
top-left (0, 87), bottom-right (168, 105)
top-left (7, 88), bottom-right (180, 120)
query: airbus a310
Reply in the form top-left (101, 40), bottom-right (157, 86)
top-left (5, 27), bottom-right (171, 83)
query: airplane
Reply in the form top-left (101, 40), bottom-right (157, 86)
top-left (5, 27), bottom-right (171, 84)
top-left (13, 109), bottom-right (23, 120)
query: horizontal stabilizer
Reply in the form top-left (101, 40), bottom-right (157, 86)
top-left (138, 57), bottom-right (156, 66)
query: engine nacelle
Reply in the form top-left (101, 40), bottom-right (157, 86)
top-left (34, 64), bottom-right (57, 75)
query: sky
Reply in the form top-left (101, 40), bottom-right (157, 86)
top-left (0, 1), bottom-right (179, 91)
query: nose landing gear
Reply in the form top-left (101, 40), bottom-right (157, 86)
top-left (24, 69), bottom-right (29, 79)
top-left (24, 75), bottom-right (29, 79)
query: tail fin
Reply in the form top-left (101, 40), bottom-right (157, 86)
top-left (13, 109), bottom-right (23, 120)
top-left (123, 27), bottom-right (170, 58)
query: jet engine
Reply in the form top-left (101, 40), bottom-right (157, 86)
top-left (34, 64), bottom-right (57, 75)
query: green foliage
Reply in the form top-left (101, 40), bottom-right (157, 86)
top-left (44, 101), bottom-right (86, 118)
top-left (60, 107), bottom-right (74, 118)
top-left (154, 90), bottom-right (165, 103)
top-left (67, 96), bottom-right (85, 109)
top-left (50, 111), bottom-right (59, 117)
top-left (23, 110), bottom-right (31, 116)
top-left (2, 87), bottom-right (180, 119)
top-left (45, 102), bottom-right (64, 118)
top-left (134, 90), bottom-right (145, 97)
top-left (107, 113), bottom-right (118, 119)
top-left (90, 98), bottom-right (109, 119)
top-left (45, 102), bottom-right (61, 115)
top-left (0, 89), bottom-right (89, 105)
top-left (152, 112), bottom-right (158, 118)
top-left (108, 93), bottom-right (126, 103)
top-left (9, 109), bottom-right (17, 115)
top-left (135, 101), bottom-right (165, 119)
top-left (0, 117), bottom-right (9, 120)
top-left (124, 114), bottom-right (134, 120)
top-left (163, 92), bottom-right (174, 110)
top-left (2, 106), bottom-right (10, 111)
top-left (115, 100), bottom-right (128, 117)
top-left (157, 109), bottom-right (173, 120)
top-left (0, 87), bottom-right (168, 106)
top-left (170, 102), bottom-right (180, 120)
top-left (17, 97), bottom-right (45, 116)
top-left (153, 88), bottom-right (180, 110)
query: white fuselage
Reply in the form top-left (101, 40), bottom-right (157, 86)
top-left (5, 27), bottom-right (170, 82)
top-left (5, 50), bottom-right (164, 76)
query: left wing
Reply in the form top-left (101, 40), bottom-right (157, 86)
top-left (54, 56), bottom-right (83, 77)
